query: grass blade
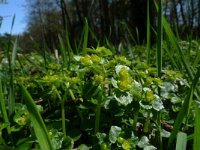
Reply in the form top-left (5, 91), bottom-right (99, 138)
top-left (0, 80), bottom-right (11, 136)
top-left (156, 1), bottom-right (163, 149)
top-left (175, 132), bottom-right (187, 150)
top-left (82, 18), bottom-right (89, 52)
top-left (58, 34), bottom-right (67, 65)
top-left (156, 0), bottom-right (163, 77)
top-left (162, 17), bottom-right (194, 79)
top-left (167, 86), bottom-right (192, 149)
top-left (8, 37), bottom-right (19, 116)
top-left (146, 0), bottom-right (151, 65)
top-left (194, 103), bottom-right (200, 150)
top-left (10, 14), bottom-right (15, 34)
top-left (21, 85), bottom-right (54, 150)
top-left (168, 67), bottom-right (200, 148)
top-left (11, 37), bottom-right (18, 66)
top-left (65, 30), bottom-right (72, 69)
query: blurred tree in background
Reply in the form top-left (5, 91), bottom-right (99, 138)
top-left (1, 0), bottom-right (200, 52)
top-left (20, 0), bottom-right (156, 52)
top-left (164, 0), bottom-right (200, 36)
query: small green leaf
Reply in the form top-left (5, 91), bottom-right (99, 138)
top-left (94, 47), bottom-right (113, 57)
top-left (96, 132), bottom-right (107, 144)
top-left (161, 129), bottom-right (171, 138)
top-left (137, 136), bottom-right (149, 148)
top-left (49, 129), bottom-right (64, 150)
top-left (62, 136), bottom-right (74, 150)
top-left (109, 126), bottom-right (122, 143)
top-left (77, 144), bottom-right (91, 150)
top-left (144, 145), bottom-right (157, 150)
top-left (114, 92), bottom-right (133, 106)
top-left (175, 132), bottom-right (187, 150)
top-left (152, 96), bottom-right (164, 111)
top-left (115, 65), bottom-right (130, 75)
top-left (139, 101), bottom-right (152, 110)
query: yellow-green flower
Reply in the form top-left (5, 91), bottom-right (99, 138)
top-left (93, 75), bottom-right (104, 85)
top-left (80, 55), bottom-right (93, 66)
top-left (145, 90), bottom-right (155, 102)
top-left (118, 80), bottom-right (131, 91)
top-left (43, 75), bottom-right (59, 82)
top-left (119, 68), bottom-right (129, 80)
top-left (122, 140), bottom-right (131, 150)
top-left (91, 54), bottom-right (101, 64)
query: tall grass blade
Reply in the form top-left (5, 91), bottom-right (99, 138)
top-left (120, 21), bottom-right (137, 44)
top-left (163, 41), bottom-right (180, 69)
top-left (11, 37), bottom-right (18, 66)
top-left (21, 85), bottom-right (54, 150)
top-left (135, 27), bottom-right (140, 44)
top-left (167, 67), bottom-right (200, 148)
top-left (146, 0), bottom-right (151, 65)
top-left (154, 0), bottom-right (194, 80)
top-left (167, 86), bottom-right (192, 148)
top-left (10, 14), bottom-right (15, 34)
top-left (65, 31), bottom-right (72, 69)
top-left (58, 34), bottom-right (68, 67)
top-left (0, 80), bottom-right (11, 136)
top-left (156, 0), bottom-right (163, 78)
top-left (162, 17), bottom-right (194, 79)
top-left (65, 30), bottom-right (72, 54)
top-left (156, 1), bottom-right (163, 149)
top-left (194, 103), bottom-right (200, 150)
top-left (82, 18), bottom-right (89, 53)
top-left (175, 132), bottom-right (187, 150)
top-left (8, 37), bottom-right (19, 116)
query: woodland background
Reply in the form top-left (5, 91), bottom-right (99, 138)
top-left (1, 0), bottom-right (200, 51)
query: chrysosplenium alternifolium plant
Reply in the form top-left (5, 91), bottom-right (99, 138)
top-left (4, 46), bottom-right (189, 149)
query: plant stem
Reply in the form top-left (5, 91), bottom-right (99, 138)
top-left (157, 112), bottom-right (162, 149)
top-left (55, 87), bottom-right (66, 137)
top-left (61, 99), bottom-right (66, 137)
top-left (133, 109), bottom-right (139, 131)
top-left (156, 0), bottom-right (163, 149)
top-left (94, 104), bottom-right (101, 134)
top-left (144, 111), bottom-right (150, 133)
top-left (157, 0), bottom-right (163, 78)
top-left (0, 80), bottom-right (12, 137)
top-left (147, 0), bottom-right (151, 65)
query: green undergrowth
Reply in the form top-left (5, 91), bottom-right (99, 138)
top-left (0, 44), bottom-right (200, 149)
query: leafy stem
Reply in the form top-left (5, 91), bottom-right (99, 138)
top-left (54, 86), bottom-right (66, 137)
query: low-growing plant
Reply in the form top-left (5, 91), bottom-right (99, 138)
top-left (1, 43), bottom-right (199, 149)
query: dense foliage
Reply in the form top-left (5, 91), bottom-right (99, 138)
top-left (1, 0), bottom-right (200, 150)
top-left (0, 42), bottom-right (200, 149)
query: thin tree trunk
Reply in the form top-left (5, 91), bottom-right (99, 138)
top-left (198, 0), bottom-right (200, 31)
top-left (75, 0), bottom-right (83, 26)
top-left (190, 0), bottom-right (194, 27)
top-left (172, 0), bottom-right (179, 26)
top-left (179, 0), bottom-right (187, 26)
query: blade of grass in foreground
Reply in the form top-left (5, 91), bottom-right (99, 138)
top-left (167, 67), bottom-right (200, 149)
top-left (156, 0), bottom-right (163, 79)
top-left (10, 14), bottom-right (15, 34)
top-left (146, 0), bottom-right (151, 65)
top-left (82, 18), bottom-right (89, 53)
top-left (175, 132), bottom-right (187, 150)
top-left (8, 37), bottom-right (19, 116)
top-left (21, 85), bottom-right (54, 150)
top-left (194, 103), bottom-right (200, 150)
top-left (156, 0), bottom-right (163, 149)
top-left (0, 80), bottom-right (11, 136)
top-left (58, 34), bottom-right (68, 67)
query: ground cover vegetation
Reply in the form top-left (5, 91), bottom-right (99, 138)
top-left (1, 0), bottom-right (200, 149)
